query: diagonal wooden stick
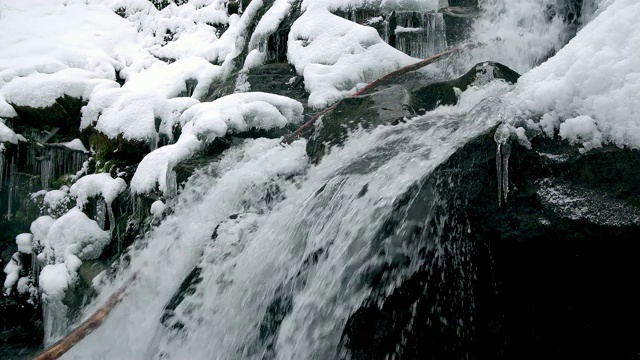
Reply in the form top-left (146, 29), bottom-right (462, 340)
top-left (32, 272), bottom-right (139, 360)
top-left (280, 45), bottom-right (470, 145)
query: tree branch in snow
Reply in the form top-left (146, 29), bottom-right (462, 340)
top-left (281, 45), bottom-right (470, 145)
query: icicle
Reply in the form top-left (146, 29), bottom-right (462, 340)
top-left (495, 142), bottom-right (502, 206)
top-left (7, 162), bottom-right (16, 220)
top-left (166, 170), bottom-right (178, 199)
top-left (95, 197), bottom-right (107, 230)
top-left (107, 204), bottom-right (119, 252)
top-left (494, 124), bottom-right (512, 206)
top-left (501, 140), bottom-right (512, 204)
top-left (387, 11), bottom-right (447, 59)
top-left (40, 158), bottom-right (51, 189)
top-left (0, 149), bottom-right (4, 189)
top-left (42, 296), bottom-right (69, 346)
top-left (31, 253), bottom-right (40, 288)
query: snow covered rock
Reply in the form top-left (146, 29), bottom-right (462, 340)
top-left (42, 208), bottom-right (111, 264)
top-left (131, 92), bottom-right (303, 195)
top-left (70, 173), bottom-right (127, 208)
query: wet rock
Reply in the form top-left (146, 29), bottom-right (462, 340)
top-left (409, 61), bottom-right (520, 114)
top-left (338, 129), bottom-right (640, 359)
top-left (10, 95), bottom-right (85, 142)
top-left (306, 85), bottom-right (412, 162)
top-left (245, 63), bottom-right (307, 107)
top-left (306, 62), bottom-right (520, 163)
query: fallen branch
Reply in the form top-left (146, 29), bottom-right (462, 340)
top-left (280, 45), bottom-right (469, 145)
top-left (32, 272), bottom-right (139, 360)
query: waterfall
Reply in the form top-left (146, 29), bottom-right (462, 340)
top-left (61, 95), bottom-right (511, 359)
top-left (42, 296), bottom-right (70, 346)
top-left (385, 11), bottom-right (447, 59)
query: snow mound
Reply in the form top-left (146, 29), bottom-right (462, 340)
top-left (183, 92), bottom-right (304, 141)
top-left (39, 263), bottom-right (73, 300)
top-left (43, 208), bottom-right (110, 264)
top-left (16, 233), bottom-right (33, 254)
top-left (3, 253), bottom-right (22, 295)
top-left (2, 68), bottom-right (117, 109)
top-left (516, 0), bottom-right (640, 150)
top-left (131, 92), bottom-right (303, 195)
top-left (301, 0), bottom-right (439, 12)
top-left (60, 139), bottom-right (88, 153)
top-left (81, 57), bottom-right (221, 143)
top-left (70, 173), bottom-right (127, 208)
top-left (151, 200), bottom-right (166, 218)
top-left (288, 7), bottom-right (418, 108)
top-left (1, 120), bottom-right (19, 144)
top-left (131, 125), bottom-right (203, 195)
top-left (31, 215), bottom-right (56, 249)
top-left (0, 1), bottom-right (153, 116)
top-left (43, 189), bottom-right (70, 210)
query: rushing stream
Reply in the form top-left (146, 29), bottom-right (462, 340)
top-left (20, 0), bottom-right (601, 358)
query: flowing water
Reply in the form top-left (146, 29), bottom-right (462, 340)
top-left (57, 0), bottom-right (597, 358)
top-left (62, 94), bottom-right (516, 359)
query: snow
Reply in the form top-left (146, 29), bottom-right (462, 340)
top-left (247, 0), bottom-right (294, 52)
top-left (70, 173), bottom-right (127, 208)
top-left (130, 125), bottom-right (203, 195)
top-left (150, 200), bottom-right (166, 218)
top-left (2, 68), bottom-right (117, 109)
top-left (60, 139), bottom-right (88, 152)
top-left (3, 253), bottom-right (22, 295)
top-left (39, 263), bottom-right (72, 300)
top-left (288, 7), bottom-right (418, 108)
top-left (132, 93), bottom-right (303, 195)
top-left (0, 1), bottom-right (153, 116)
top-left (16, 276), bottom-right (32, 294)
top-left (16, 233), bottom-right (33, 254)
top-left (31, 215), bottom-right (56, 249)
top-left (515, 0), bottom-right (640, 150)
top-left (43, 208), bottom-right (111, 264)
top-left (43, 189), bottom-right (69, 210)
top-left (81, 57), bottom-right (222, 143)
top-left (0, 119), bottom-right (19, 144)
top-left (300, 0), bottom-right (439, 12)
top-left (183, 92), bottom-right (304, 141)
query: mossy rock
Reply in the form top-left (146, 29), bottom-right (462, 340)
top-left (83, 127), bottom-right (150, 169)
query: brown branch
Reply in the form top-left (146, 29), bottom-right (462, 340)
top-left (280, 45), bottom-right (469, 145)
top-left (32, 272), bottom-right (139, 360)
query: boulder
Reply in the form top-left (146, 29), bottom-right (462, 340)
top-left (306, 62), bottom-right (520, 163)
top-left (338, 129), bottom-right (640, 359)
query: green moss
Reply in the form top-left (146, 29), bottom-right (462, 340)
top-left (52, 174), bottom-right (73, 189)
top-left (83, 127), bottom-right (149, 168)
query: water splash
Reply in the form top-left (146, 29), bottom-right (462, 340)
top-left (385, 11), bottom-right (447, 59)
top-left (62, 93), bottom-right (509, 359)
